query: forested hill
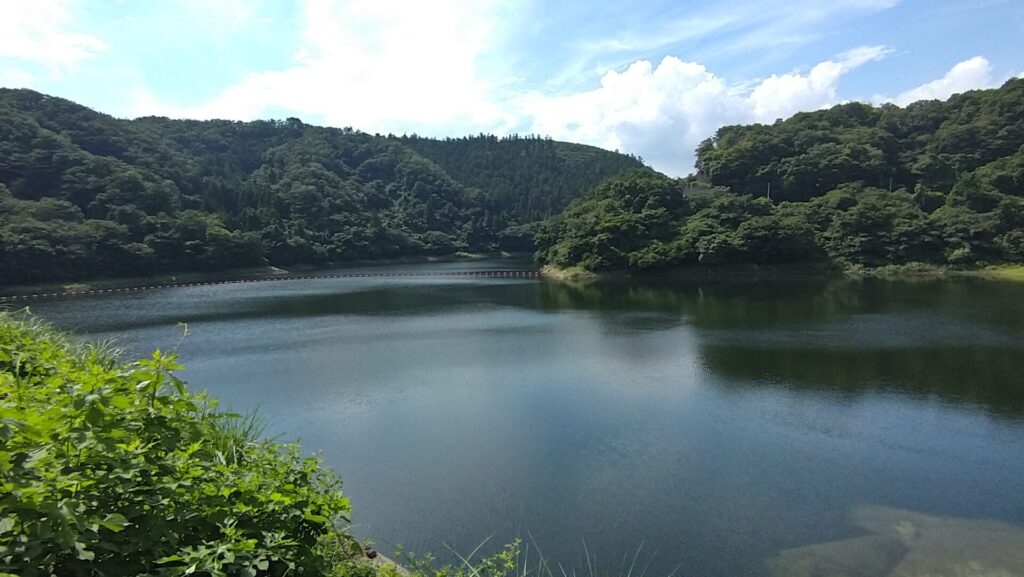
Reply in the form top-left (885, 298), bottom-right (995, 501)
top-left (0, 89), bottom-right (643, 285)
top-left (536, 78), bottom-right (1024, 272)
top-left (398, 134), bottom-right (643, 223)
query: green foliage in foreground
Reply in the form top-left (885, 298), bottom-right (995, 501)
top-left (0, 314), bottom-right (355, 576)
top-left (537, 79), bottom-right (1024, 272)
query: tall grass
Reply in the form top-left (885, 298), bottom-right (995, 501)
top-left (203, 408), bottom-right (273, 466)
top-left (389, 536), bottom-right (678, 577)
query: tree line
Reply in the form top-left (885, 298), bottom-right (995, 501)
top-left (536, 78), bottom-right (1024, 271)
top-left (0, 89), bottom-right (643, 285)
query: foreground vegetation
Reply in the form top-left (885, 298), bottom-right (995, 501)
top-left (536, 79), bottom-right (1024, 273)
top-left (0, 89), bottom-right (642, 285)
top-left (0, 313), bottom-right (358, 575)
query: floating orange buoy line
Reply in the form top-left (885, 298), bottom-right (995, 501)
top-left (0, 270), bottom-right (542, 303)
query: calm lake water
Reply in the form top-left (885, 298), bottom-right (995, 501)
top-left (25, 259), bottom-right (1024, 576)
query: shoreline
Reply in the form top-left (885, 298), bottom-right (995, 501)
top-left (5, 258), bottom-right (1021, 301)
top-left (539, 263), bottom-right (1024, 282)
top-left (540, 262), bottom-right (837, 282)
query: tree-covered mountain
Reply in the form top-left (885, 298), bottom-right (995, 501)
top-left (536, 78), bottom-right (1024, 272)
top-left (0, 89), bottom-right (643, 285)
top-left (398, 134), bottom-right (643, 223)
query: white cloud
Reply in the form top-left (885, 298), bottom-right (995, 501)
top-left (0, 0), bottom-right (107, 73)
top-left (889, 56), bottom-right (995, 106)
top-left (136, 0), bottom-right (522, 135)
top-left (580, 15), bottom-right (736, 55)
top-left (559, 0), bottom-right (900, 87)
top-left (836, 45), bottom-right (896, 70)
top-left (711, 0), bottom-right (899, 59)
top-left (748, 46), bottom-right (891, 121)
top-left (522, 46), bottom-right (890, 176)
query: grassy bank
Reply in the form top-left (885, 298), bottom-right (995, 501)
top-left (848, 263), bottom-right (1024, 281)
top-left (540, 262), bottom-right (835, 282)
top-left (540, 262), bottom-right (1024, 283)
top-left (539, 265), bottom-right (601, 282)
top-left (962, 264), bottom-right (1024, 281)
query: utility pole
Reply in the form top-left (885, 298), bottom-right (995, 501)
top-left (767, 182), bottom-right (771, 201)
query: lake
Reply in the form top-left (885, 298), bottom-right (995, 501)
top-left (24, 259), bottom-right (1024, 577)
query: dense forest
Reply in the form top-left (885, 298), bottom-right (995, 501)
top-left (536, 78), bottom-right (1024, 272)
top-left (6, 78), bottom-right (1024, 284)
top-left (0, 89), bottom-right (642, 285)
top-left (399, 134), bottom-right (641, 224)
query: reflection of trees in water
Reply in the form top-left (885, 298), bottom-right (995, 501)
top-left (703, 344), bottom-right (1024, 419)
top-left (536, 276), bottom-right (848, 327)
top-left (537, 276), bottom-right (1024, 331)
top-left (767, 505), bottom-right (1024, 577)
top-left (536, 278), bottom-right (694, 311)
top-left (537, 278), bottom-right (1024, 418)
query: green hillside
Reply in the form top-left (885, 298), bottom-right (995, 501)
top-left (0, 89), bottom-right (642, 285)
top-left (398, 134), bottom-right (644, 224)
top-left (536, 78), bottom-right (1024, 272)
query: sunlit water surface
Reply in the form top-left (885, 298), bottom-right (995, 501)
top-left (25, 259), bottom-right (1024, 576)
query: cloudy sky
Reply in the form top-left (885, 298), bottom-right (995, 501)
top-left (1, 0), bottom-right (1022, 176)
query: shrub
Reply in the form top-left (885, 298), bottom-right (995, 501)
top-left (0, 313), bottom-right (353, 576)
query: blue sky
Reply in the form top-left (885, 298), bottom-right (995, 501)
top-left (1, 0), bottom-right (1022, 175)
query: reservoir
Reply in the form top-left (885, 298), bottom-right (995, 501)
top-left (25, 259), bottom-right (1024, 576)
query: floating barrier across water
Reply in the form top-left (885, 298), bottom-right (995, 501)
top-left (0, 270), bottom-right (542, 303)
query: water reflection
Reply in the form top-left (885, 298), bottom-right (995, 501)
top-left (536, 277), bottom-right (1024, 419)
top-left (537, 276), bottom-right (1024, 331)
top-left (704, 344), bottom-right (1024, 419)
top-left (46, 280), bottom-right (543, 334)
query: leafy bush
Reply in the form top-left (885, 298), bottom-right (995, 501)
top-left (0, 313), bottom-right (353, 576)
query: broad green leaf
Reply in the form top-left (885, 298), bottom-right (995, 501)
top-left (303, 511), bottom-right (328, 524)
top-left (0, 517), bottom-right (14, 533)
top-left (99, 513), bottom-right (130, 532)
top-left (75, 542), bottom-right (95, 561)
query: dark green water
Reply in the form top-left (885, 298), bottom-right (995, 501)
top-left (26, 260), bottom-right (1024, 576)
